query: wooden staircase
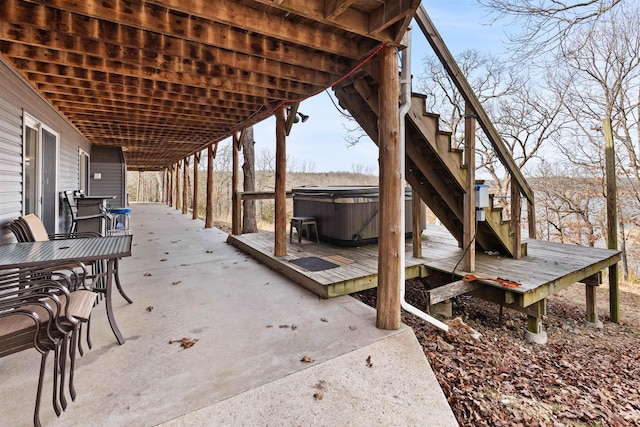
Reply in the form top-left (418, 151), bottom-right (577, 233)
top-left (334, 78), bottom-right (519, 257)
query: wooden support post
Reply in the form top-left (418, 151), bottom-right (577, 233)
top-left (274, 106), bottom-right (287, 256)
top-left (412, 188), bottom-right (422, 258)
top-left (525, 300), bottom-right (547, 344)
top-left (231, 134), bottom-right (241, 235)
top-left (205, 144), bottom-right (216, 228)
top-left (182, 157), bottom-right (189, 215)
top-left (193, 152), bottom-right (200, 220)
top-left (175, 161), bottom-right (181, 211)
top-left (527, 201), bottom-right (536, 238)
top-left (376, 46), bottom-right (401, 330)
top-left (511, 182), bottom-right (522, 259)
top-left (168, 165), bottom-right (173, 207)
top-left (463, 103), bottom-right (476, 271)
top-left (603, 118), bottom-right (619, 323)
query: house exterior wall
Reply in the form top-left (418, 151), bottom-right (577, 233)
top-left (0, 57), bottom-right (92, 242)
top-left (90, 146), bottom-right (127, 208)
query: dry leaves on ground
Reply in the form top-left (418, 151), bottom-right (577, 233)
top-left (168, 337), bottom-right (199, 349)
top-left (354, 281), bottom-right (640, 426)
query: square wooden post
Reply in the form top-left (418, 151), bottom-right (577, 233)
top-left (175, 160), bottom-right (181, 211)
top-left (603, 118), bottom-right (620, 323)
top-left (463, 103), bottom-right (476, 271)
top-left (412, 189), bottom-right (422, 258)
top-left (376, 46), bottom-right (401, 330)
top-left (182, 157), bottom-right (189, 215)
top-left (168, 165), bottom-right (173, 207)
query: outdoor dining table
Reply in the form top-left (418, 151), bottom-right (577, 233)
top-left (0, 235), bottom-right (133, 344)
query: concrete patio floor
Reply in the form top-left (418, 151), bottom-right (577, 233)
top-left (0, 203), bottom-right (457, 426)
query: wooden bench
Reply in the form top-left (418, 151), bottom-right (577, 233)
top-left (289, 216), bottom-right (319, 243)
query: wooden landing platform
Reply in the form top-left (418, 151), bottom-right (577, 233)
top-left (227, 226), bottom-right (620, 309)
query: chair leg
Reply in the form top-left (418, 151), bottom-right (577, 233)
top-left (58, 335), bottom-right (68, 411)
top-left (52, 344), bottom-right (62, 415)
top-left (114, 259), bottom-right (133, 304)
top-left (69, 327), bottom-right (79, 401)
top-left (34, 350), bottom-right (50, 427)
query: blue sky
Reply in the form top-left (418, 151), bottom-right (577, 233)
top-left (246, 1), bottom-right (513, 173)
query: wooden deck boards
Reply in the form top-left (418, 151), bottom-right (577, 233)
top-left (227, 225), bottom-right (620, 307)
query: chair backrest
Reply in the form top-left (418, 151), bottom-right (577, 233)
top-left (63, 191), bottom-right (78, 218)
top-left (18, 214), bottom-right (50, 242)
top-left (6, 220), bottom-right (29, 242)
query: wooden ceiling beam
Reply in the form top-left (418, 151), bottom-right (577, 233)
top-left (0, 21), bottom-right (343, 88)
top-left (45, 94), bottom-right (253, 121)
top-left (368, 0), bottom-right (420, 36)
top-left (250, 0), bottom-right (396, 42)
top-left (27, 73), bottom-right (267, 105)
top-left (12, 0), bottom-right (371, 59)
top-left (1, 44), bottom-right (318, 99)
top-left (34, 83), bottom-right (260, 112)
top-left (324, 0), bottom-right (355, 21)
top-left (2, 1), bottom-right (350, 74)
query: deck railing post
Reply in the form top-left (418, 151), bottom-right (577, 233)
top-left (376, 45), bottom-right (401, 330)
top-left (412, 188), bottom-right (422, 258)
top-left (511, 181), bottom-right (522, 260)
top-left (463, 103), bottom-right (476, 271)
top-left (603, 118), bottom-right (619, 323)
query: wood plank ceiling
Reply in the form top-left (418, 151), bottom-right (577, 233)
top-left (0, 0), bottom-right (420, 170)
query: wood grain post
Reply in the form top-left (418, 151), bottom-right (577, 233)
top-left (412, 188), bottom-right (422, 258)
top-left (603, 118), bottom-right (619, 323)
top-left (231, 133), bottom-right (241, 235)
top-left (168, 165), bottom-right (173, 207)
top-left (511, 181), bottom-right (522, 260)
top-left (463, 103), bottom-right (476, 271)
top-left (527, 201), bottom-right (536, 238)
top-left (205, 144), bottom-right (216, 228)
top-left (182, 157), bottom-right (189, 214)
top-left (175, 161), bottom-right (181, 211)
top-left (274, 106), bottom-right (287, 256)
top-left (376, 46), bottom-right (401, 330)
top-left (193, 152), bottom-right (200, 220)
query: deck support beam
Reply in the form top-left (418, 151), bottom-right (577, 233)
top-left (182, 157), bottom-right (189, 215)
top-left (412, 189), bottom-right (422, 258)
top-left (205, 144), bottom-right (216, 228)
top-left (376, 46), bottom-right (401, 330)
top-left (274, 106), bottom-right (287, 257)
top-left (193, 152), bottom-right (200, 220)
top-left (168, 164), bottom-right (173, 207)
top-left (231, 133), bottom-right (241, 235)
top-left (175, 160), bottom-right (181, 211)
top-left (463, 103), bottom-right (476, 271)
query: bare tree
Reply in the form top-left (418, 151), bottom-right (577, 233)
top-left (477, 0), bottom-right (626, 57)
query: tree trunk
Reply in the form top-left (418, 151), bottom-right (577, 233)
top-left (242, 126), bottom-right (258, 233)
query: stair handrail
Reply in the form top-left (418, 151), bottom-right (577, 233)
top-left (414, 5), bottom-right (534, 206)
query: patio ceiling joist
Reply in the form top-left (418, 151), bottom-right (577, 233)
top-left (0, 0), bottom-right (420, 169)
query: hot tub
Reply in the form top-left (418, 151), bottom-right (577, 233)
top-left (292, 186), bottom-right (422, 246)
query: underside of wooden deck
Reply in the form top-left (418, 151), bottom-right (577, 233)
top-left (227, 225), bottom-right (620, 311)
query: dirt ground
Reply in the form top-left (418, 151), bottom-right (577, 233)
top-left (353, 280), bottom-right (640, 426)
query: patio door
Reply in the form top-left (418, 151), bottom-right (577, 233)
top-left (23, 113), bottom-right (59, 234)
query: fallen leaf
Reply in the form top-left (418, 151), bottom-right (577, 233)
top-left (206, 250), bottom-right (213, 253)
top-left (169, 337), bottom-right (199, 349)
top-left (314, 392), bottom-right (324, 400)
top-left (160, 258), bottom-right (168, 262)
top-left (366, 355), bottom-right (373, 368)
top-left (279, 324), bottom-right (289, 328)
top-left (301, 355), bottom-right (314, 363)
top-left (349, 326), bottom-right (357, 331)
top-left (266, 325), bottom-right (273, 328)
top-left (321, 317), bottom-right (328, 322)
top-left (143, 272), bottom-right (152, 276)
top-left (291, 324), bottom-right (298, 330)
top-left (146, 306), bottom-right (154, 312)
top-left (171, 281), bottom-right (182, 285)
